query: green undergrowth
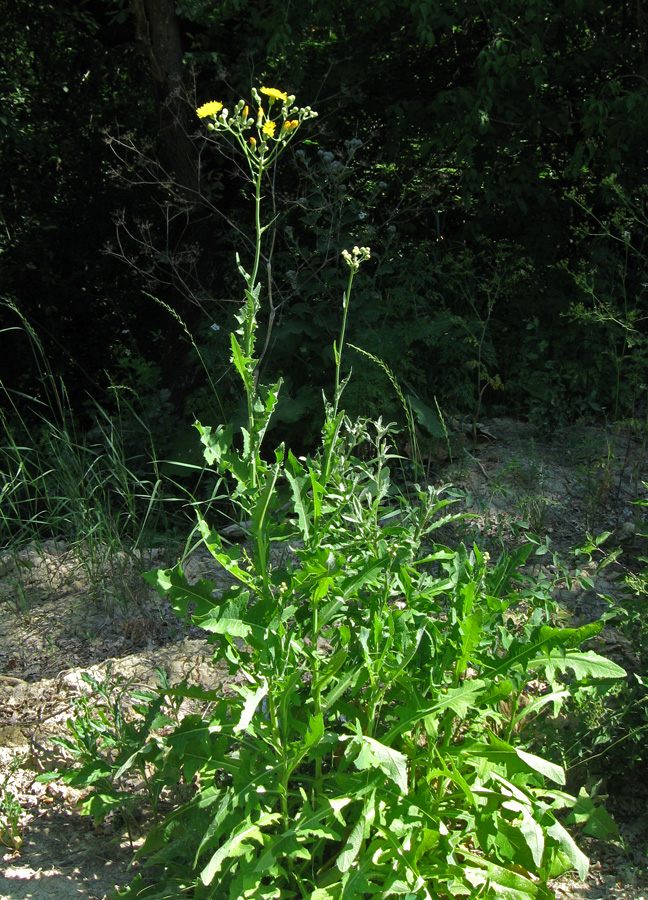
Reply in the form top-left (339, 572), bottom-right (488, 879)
top-left (47, 424), bottom-right (628, 899)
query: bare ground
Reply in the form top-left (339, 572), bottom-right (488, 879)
top-left (1, 419), bottom-right (647, 900)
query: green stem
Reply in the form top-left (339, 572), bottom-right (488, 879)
top-left (333, 267), bottom-right (357, 420)
top-left (267, 684), bottom-right (290, 824)
top-left (250, 159), bottom-right (265, 294)
top-left (244, 157), bottom-right (266, 489)
top-left (311, 602), bottom-right (323, 801)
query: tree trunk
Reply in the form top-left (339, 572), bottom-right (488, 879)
top-left (134, 0), bottom-right (199, 198)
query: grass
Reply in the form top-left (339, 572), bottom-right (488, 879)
top-left (0, 301), bottom-right (218, 614)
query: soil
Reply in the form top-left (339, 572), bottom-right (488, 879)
top-left (1, 418), bottom-right (647, 900)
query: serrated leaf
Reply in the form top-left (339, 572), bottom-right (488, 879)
top-left (143, 564), bottom-right (217, 620)
top-left (384, 681), bottom-right (484, 743)
top-left (487, 622), bottom-right (605, 678)
top-left (199, 616), bottom-right (256, 639)
top-left (253, 799), bottom-right (342, 874)
top-left (230, 332), bottom-right (254, 391)
top-left (456, 610), bottom-right (483, 676)
top-left (543, 649), bottom-right (626, 682)
top-left (512, 690), bottom-right (569, 727)
top-left (340, 555), bottom-right (392, 598)
top-left (199, 522), bottom-right (259, 591)
top-left (477, 679), bottom-right (514, 706)
top-left (251, 457), bottom-right (282, 575)
top-left (485, 733), bottom-right (566, 785)
top-left (164, 715), bottom-right (215, 782)
top-left (197, 421), bottom-right (233, 466)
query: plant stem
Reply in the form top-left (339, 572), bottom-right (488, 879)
top-left (243, 157), bottom-right (266, 489)
top-left (250, 158), bottom-right (265, 296)
top-left (311, 602), bottom-right (323, 800)
top-left (333, 267), bottom-right (357, 420)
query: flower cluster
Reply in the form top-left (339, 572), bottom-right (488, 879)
top-left (342, 246), bottom-right (371, 272)
top-left (195, 86), bottom-right (317, 165)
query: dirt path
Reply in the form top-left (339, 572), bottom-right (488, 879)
top-left (1, 419), bottom-right (647, 900)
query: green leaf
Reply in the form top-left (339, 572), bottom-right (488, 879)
top-left (199, 616), bottom-right (256, 640)
top-left (546, 818), bottom-right (589, 881)
top-left (304, 713), bottom-right (325, 749)
top-left (350, 735), bottom-right (408, 793)
top-left (199, 523), bottom-right (260, 592)
top-left (286, 452), bottom-right (311, 541)
top-left (461, 851), bottom-right (554, 899)
top-left (485, 622), bottom-right (626, 680)
top-left (143, 564), bottom-right (217, 620)
top-left (196, 421), bottom-right (233, 466)
top-left (515, 748), bottom-right (565, 786)
top-left (565, 789), bottom-right (619, 841)
top-left (197, 422), bottom-right (250, 483)
top-left (486, 733), bottom-right (566, 785)
top-left (253, 381), bottom-right (283, 452)
top-left (200, 812), bottom-right (280, 886)
top-left (340, 555), bottom-right (392, 598)
top-left (384, 680), bottom-right (485, 743)
top-left (79, 789), bottom-right (138, 826)
top-left (337, 791), bottom-right (376, 872)
top-left (514, 804), bottom-right (545, 868)
top-left (581, 806), bottom-right (620, 841)
top-left (543, 649), bottom-right (626, 682)
top-left (164, 715), bottom-right (215, 782)
top-left (456, 610), bottom-right (483, 677)
top-left (512, 690), bottom-right (569, 727)
top-left (230, 332), bottom-right (254, 392)
top-left (235, 683), bottom-right (269, 734)
top-left (251, 458), bottom-right (282, 575)
top-left (406, 394), bottom-right (447, 438)
top-left (253, 799), bottom-right (342, 875)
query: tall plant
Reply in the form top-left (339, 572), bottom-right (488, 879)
top-left (49, 88), bottom-right (626, 900)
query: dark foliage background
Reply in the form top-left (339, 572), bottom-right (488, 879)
top-left (2, 0), bottom-right (647, 452)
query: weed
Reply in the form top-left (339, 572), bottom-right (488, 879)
top-left (0, 761), bottom-right (24, 850)
top-left (38, 663), bottom-right (176, 842)
top-left (43, 87), bottom-right (628, 900)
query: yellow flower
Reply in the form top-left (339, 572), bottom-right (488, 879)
top-left (260, 87), bottom-right (288, 102)
top-left (243, 105), bottom-right (249, 118)
top-left (249, 136), bottom-right (257, 148)
top-left (196, 100), bottom-right (223, 118)
top-left (262, 120), bottom-right (276, 137)
top-left (283, 119), bottom-right (299, 132)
